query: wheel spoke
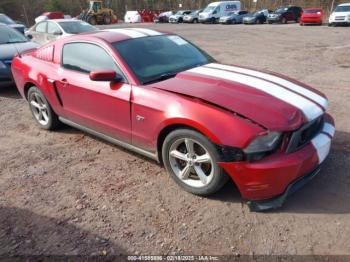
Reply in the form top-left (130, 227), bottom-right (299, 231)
top-left (42, 111), bottom-right (49, 122)
top-left (170, 150), bottom-right (188, 161)
top-left (30, 100), bottom-right (40, 109)
top-left (179, 164), bottom-right (191, 179)
top-left (195, 153), bottom-right (211, 164)
top-left (38, 111), bottom-right (43, 121)
top-left (194, 165), bottom-right (208, 184)
top-left (185, 139), bottom-right (195, 155)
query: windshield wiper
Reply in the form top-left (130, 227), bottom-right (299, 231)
top-left (143, 72), bottom-right (178, 85)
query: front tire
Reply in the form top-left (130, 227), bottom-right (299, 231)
top-left (87, 15), bottom-right (97, 25)
top-left (162, 129), bottom-right (229, 196)
top-left (28, 86), bottom-right (60, 130)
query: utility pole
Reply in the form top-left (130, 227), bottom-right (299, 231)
top-left (22, 4), bottom-right (29, 26)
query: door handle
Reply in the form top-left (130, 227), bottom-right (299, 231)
top-left (60, 78), bottom-right (68, 88)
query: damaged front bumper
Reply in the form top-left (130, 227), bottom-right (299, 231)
top-left (247, 164), bottom-right (322, 211)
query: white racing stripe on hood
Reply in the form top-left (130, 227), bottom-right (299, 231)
top-left (206, 63), bottom-right (328, 110)
top-left (129, 28), bottom-right (163, 36)
top-left (104, 29), bottom-right (147, 38)
top-left (188, 66), bottom-right (323, 121)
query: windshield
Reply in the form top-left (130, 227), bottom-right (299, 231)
top-left (112, 35), bottom-right (215, 85)
top-left (304, 9), bottom-right (321, 14)
top-left (203, 6), bottom-right (216, 13)
top-left (58, 21), bottom-right (97, 34)
top-left (0, 14), bottom-right (15, 25)
top-left (175, 11), bottom-right (184, 15)
top-left (0, 26), bottom-right (27, 44)
top-left (334, 5), bottom-right (350, 12)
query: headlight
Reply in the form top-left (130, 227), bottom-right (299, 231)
top-left (244, 132), bottom-right (282, 154)
top-left (0, 61), bottom-right (6, 69)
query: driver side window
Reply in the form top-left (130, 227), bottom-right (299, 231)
top-left (62, 42), bottom-right (126, 81)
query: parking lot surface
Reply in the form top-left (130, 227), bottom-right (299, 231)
top-left (0, 23), bottom-right (349, 256)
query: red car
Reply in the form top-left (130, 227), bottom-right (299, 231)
top-left (300, 8), bottom-right (324, 25)
top-left (11, 28), bottom-right (335, 211)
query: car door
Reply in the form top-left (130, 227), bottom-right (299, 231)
top-left (238, 11), bottom-right (248, 22)
top-left (31, 21), bottom-right (47, 45)
top-left (47, 21), bottom-right (62, 43)
top-left (285, 8), bottom-right (294, 21)
top-left (55, 42), bottom-right (132, 143)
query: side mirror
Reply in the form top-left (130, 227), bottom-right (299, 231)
top-left (27, 34), bottom-right (33, 39)
top-left (53, 30), bottom-right (62, 36)
top-left (89, 70), bottom-right (122, 82)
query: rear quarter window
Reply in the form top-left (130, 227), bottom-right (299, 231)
top-left (35, 45), bottom-right (54, 62)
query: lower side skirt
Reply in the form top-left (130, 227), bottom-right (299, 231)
top-left (58, 117), bottom-right (159, 162)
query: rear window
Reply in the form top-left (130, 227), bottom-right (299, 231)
top-left (58, 21), bottom-right (96, 34)
top-left (304, 9), bottom-right (322, 14)
top-left (0, 26), bottom-right (28, 44)
top-left (0, 14), bottom-right (15, 24)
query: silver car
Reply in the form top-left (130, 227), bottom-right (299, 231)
top-left (219, 10), bottom-right (249, 24)
top-left (183, 9), bottom-right (203, 23)
top-left (25, 19), bottom-right (97, 45)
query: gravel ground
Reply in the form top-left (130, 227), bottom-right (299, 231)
top-left (0, 23), bottom-right (349, 257)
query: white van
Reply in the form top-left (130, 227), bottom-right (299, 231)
top-left (124, 11), bottom-right (141, 23)
top-left (328, 3), bottom-right (350, 26)
top-left (199, 1), bottom-right (241, 23)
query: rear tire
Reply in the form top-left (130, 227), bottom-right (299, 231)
top-left (162, 129), bottom-right (229, 196)
top-left (27, 86), bottom-right (60, 130)
top-left (103, 14), bottom-right (112, 25)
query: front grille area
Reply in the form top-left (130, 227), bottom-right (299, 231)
top-left (335, 16), bottom-right (345, 20)
top-left (286, 115), bottom-right (324, 153)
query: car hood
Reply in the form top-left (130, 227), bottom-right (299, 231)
top-left (0, 41), bottom-right (38, 60)
top-left (149, 63), bottom-right (328, 131)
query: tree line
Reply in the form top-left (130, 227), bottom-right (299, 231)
top-left (0, 0), bottom-right (347, 26)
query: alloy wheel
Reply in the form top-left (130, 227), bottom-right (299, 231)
top-left (168, 138), bottom-right (214, 188)
top-left (29, 92), bottom-right (50, 126)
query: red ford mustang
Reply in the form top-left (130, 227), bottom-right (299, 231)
top-left (11, 28), bottom-right (335, 211)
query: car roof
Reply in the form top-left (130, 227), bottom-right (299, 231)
top-left (304, 8), bottom-right (322, 10)
top-left (339, 3), bottom-right (350, 6)
top-left (49, 19), bottom-right (80, 22)
top-left (63, 28), bottom-right (170, 44)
